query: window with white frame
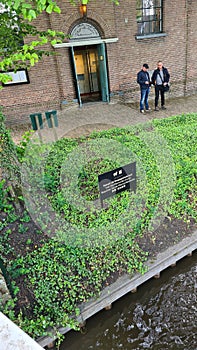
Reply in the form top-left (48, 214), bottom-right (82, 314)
top-left (136, 0), bottom-right (163, 36)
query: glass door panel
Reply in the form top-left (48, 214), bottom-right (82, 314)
top-left (74, 47), bottom-right (101, 102)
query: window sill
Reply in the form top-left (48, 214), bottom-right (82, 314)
top-left (135, 33), bottom-right (167, 40)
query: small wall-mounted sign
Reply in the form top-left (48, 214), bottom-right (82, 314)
top-left (98, 162), bottom-right (136, 207)
top-left (2, 69), bottom-right (30, 86)
top-left (70, 22), bottom-right (101, 41)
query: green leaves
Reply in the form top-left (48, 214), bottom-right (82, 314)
top-left (0, 111), bottom-right (21, 184)
top-left (1, 105), bottom-right (197, 343)
top-left (0, 0), bottom-right (64, 77)
top-left (0, 0), bottom-right (118, 80)
top-left (5, 0), bottom-right (62, 20)
top-left (0, 28), bottom-right (64, 72)
top-left (152, 114), bottom-right (197, 221)
top-left (27, 9), bottom-right (37, 20)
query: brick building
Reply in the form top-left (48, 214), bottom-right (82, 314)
top-left (1, 0), bottom-right (197, 124)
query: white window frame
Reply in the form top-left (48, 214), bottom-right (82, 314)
top-left (2, 69), bottom-right (30, 86)
top-left (136, 0), bottom-right (163, 37)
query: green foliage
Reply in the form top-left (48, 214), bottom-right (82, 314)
top-left (78, 158), bottom-right (119, 200)
top-left (0, 110), bottom-right (20, 184)
top-left (0, 0), bottom-right (64, 81)
top-left (152, 114), bottom-right (197, 221)
top-left (7, 237), bottom-right (147, 338)
top-left (0, 0), bottom-right (118, 83)
top-left (16, 130), bottom-right (34, 161)
top-left (1, 113), bottom-right (196, 344)
top-left (0, 180), bottom-right (12, 212)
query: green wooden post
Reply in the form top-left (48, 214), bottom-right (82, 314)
top-left (98, 43), bottom-right (109, 103)
top-left (29, 113), bottom-right (43, 142)
top-left (71, 46), bottom-right (82, 107)
top-left (45, 110), bottom-right (58, 141)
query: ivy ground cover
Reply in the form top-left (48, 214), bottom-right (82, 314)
top-left (0, 113), bottom-right (196, 344)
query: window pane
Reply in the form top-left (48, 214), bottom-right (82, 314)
top-left (136, 0), bottom-right (142, 8)
top-left (136, 0), bottom-right (163, 35)
top-left (154, 0), bottom-right (161, 7)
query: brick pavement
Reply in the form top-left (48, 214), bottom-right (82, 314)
top-left (9, 94), bottom-right (197, 143)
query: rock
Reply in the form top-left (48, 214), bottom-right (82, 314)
top-left (0, 269), bottom-right (11, 305)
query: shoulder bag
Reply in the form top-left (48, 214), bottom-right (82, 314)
top-left (158, 72), bottom-right (170, 92)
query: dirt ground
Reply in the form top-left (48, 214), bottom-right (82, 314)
top-left (1, 200), bottom-right (196, 319)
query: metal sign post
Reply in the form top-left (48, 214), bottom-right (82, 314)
top-left (45, 110), bottom-right (58, 141)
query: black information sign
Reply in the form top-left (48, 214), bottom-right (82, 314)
top-left (98, 162), bottom-right (136, 207)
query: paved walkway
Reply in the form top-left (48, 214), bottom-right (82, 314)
top-left (10, 94), bottom-right (197, 142)
top-left (0, 312), bottom-right (44, 350)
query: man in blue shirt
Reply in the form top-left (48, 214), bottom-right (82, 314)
top-left (137, 63), bottom-right (151, 113)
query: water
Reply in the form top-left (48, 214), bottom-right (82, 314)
top-left (60, 252), bottom-right (197, 350)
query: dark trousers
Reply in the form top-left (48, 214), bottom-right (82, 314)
top-left (155, 85), bottom-right (165, 107)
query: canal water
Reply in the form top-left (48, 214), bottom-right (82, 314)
top-left (60, 251), bottom-right (197, 350)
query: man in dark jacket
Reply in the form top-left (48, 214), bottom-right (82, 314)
top-left (152, 61), bottom-right (170, 111)
top-left (137, 63), bottom-right (151, 113)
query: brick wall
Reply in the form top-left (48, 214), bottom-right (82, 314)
top-left (185, 0), bottom-right (197, 94)
top-left (1, 0), bottom-right (197, 125)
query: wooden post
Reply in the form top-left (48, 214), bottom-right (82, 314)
top-left (51, 116), bottom-right (58, 142)
top-left (47, 341), bottom-right (55, 349)
top-left (35, 115), bottom-right (42, 143)
top-left (171, 263), bottom-right (176, 267)
top-left (45, 110), bottom-right (58, 142)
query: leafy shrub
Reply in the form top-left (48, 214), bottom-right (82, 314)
top-left (1, 113), bottom-right (197, 342)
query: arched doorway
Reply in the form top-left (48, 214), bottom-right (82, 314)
top-left (69, 22), bottom-right (109, 105)
top-left (74, 45), bottom-right (100, 103)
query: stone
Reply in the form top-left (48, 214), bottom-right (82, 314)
top-left (0, 269), bottom-right (11, 305)
top-left (0, 312), bottom-right (44, 350)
